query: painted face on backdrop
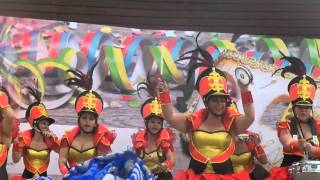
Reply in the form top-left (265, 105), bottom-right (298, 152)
top-left (206, 95), bottom-right (227, 117)
top-left (146, 116), bottom-right (163, 135)
top-left (79, 112), bottom-right (97, 133)
top-left (294, 105), bottom-right (312, 123)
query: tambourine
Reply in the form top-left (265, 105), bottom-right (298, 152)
top-left (235, 66), bottom-right (253, 86)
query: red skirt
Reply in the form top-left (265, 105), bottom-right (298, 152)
top-left (10, 176), bottom-right (26, 180)
top-left (266, 166), bottom-right (293, 180)
top-left (174, 169), bottom-right (250, 180)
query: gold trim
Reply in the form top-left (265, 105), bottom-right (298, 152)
top-left (208, 70), bottom-right (226, 93)
top-left (296, 76), bottom-right (313, 101)
top-left (150, 98), bottom-right (162, 116)
top-left (217, 49), bottom-right (297, 78)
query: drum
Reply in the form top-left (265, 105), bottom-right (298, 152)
top-left (289, 160), bottom-right (320, 180)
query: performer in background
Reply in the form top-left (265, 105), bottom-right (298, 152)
top-left (225, 101), bottom-right (269, 180)
top-left (267, 53), bottom-right (320, 180)
top-left (232, 131), bottom-right (269, 180)
top-left (232, 130), bottom-right (269, 180)
top-left (157, 33), bottom-right (255, 179)
top-left (0, 86), bottom-right (17, 180)
top-left (58, 60), bottom-right (116, 176)
top-left (132, 75), bottom-right (175, 180)
top-left (12, 85), bottom-right (60, 179)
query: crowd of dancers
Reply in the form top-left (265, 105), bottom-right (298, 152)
top-left (0, 34), bottom-right (319, 180)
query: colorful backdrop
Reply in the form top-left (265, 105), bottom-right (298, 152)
top-left (1, 16), bottom-right (320, 177)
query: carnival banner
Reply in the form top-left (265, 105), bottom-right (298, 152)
top-left (1, 16), bottom-right (320, 178)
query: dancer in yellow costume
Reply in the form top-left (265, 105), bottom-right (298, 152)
top-left (0, 86), bottom-right (16, 180)
top-left (13, 84), bottom-right (60, 179)
top-left (58, 61), bottom-right (116, 176)
top-left (132, 75), bottom-right (175, 180)
top-left (224, 101), bottom-right (268, 180)
top-left (268, 53), bottom-right (320, 180)
top-left (157, 33), bottom-right (255, 180)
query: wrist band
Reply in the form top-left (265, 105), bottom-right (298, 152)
top-left (290, 140), bottom-right (298, 150)
top-left (59, 163), bottom-right (69, 175)
top-left (166, 159), bottom-right (174, 170)
top-left (315, 146), bottom-right (320, 158)
top-left (254, 145), bottom-right (265, 156)
top-left (159, 91), bottom-right (171, 105)
top-left (241, 90), bottom-right (253, 105)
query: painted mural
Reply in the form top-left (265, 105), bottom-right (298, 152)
top-left (1, 16), bottom-right (320, 176)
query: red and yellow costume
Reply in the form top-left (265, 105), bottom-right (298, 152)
top-left (14, 129), bottom-right (59, 175)
top-left (186, 108), bottom-right (239, 171)
top-left (223, 101), bottom-right (268, 179)
top-left (168, 50), bottom-right (252, 180)
top-left (277, 117), bottom-right (320, 162)
top-left (268, 117), bottom-right (320, 180)
top-left (13, 97), bottom-right (59, 179)
top-left (134, 78), bottom-right (176, 179)
top-left (231, 131), bottom-right (268, 180)
top-left (0, 119), bottom-right (19, 180)
top-left (0, 144), bottom-right (7, 169)
top-left (268, 55), bottom-right (319, 180)
top-left (0, 87), bottom-right (19, 180)
top-left (60, 124), bottom-right (116, 167)
top-left (175, 108), bottom-right (250, 179)
top-left (0, 118), bottom-right (19, 166)
top-left (132, 128), bottom-right (175, 173)
top-left (59, 63), bottom-right (117, 175)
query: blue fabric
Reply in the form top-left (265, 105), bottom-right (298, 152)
top-left (31, 176), bottom-right (53, 180)
top-left (63, 150), bottom-right (155, 180)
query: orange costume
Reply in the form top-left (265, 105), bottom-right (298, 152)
top-left (0, 119), bottom-right (20, 179)
top-left (277, 118), bottom-right (320, 164)
top-left (175, 108), bottom-right (250, 180)
top-left (59, 61), bottom-right (116, 175)
top-left (268, 117), bottom-right (320, 180)
top-left (0, 87), bottom-right (19, 180)
top-left (231, 131), bottom-right (268, 180)
top-left (132, 128), bottom-right (175, 172)
top-left (267, 54), bottom-right (320, 180)
top-left (174, 107), bottom-right (251, 179)
top-left (158, 46), bottom-right (253, 179)
top-left (133, 76), bottom-right (176, 179)
top-left (0, 118), bottom-right (19, 167)
top-left (13, 87), bottom-right (59, 179)
top-left (60, 124), bottom-right (116, 168)
top-left (14, 129), bottom-right (59, 176)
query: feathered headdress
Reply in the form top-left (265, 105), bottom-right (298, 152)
top-left (137, 73), bottom-right (163, 121)
top-left (25, 80), bottom-right (54, 127)
top-left (177, 32), bottom-right (228, 101)
top-left (66, 60), bottom-right (103, 116)
top-left (273, 51), bottom-right (317, 106)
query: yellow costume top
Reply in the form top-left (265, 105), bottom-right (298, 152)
top-left (60, 124), bottom-right (116, 168)
top-left (192, 131), bottom-right (232, 158)
top-left (24, 148), bottom-right (50, 175)
top-left (13, 130), bottom-right (59, 175)
top-left (141, 150), bottom-right (165, 172)
top-left (191, 130), bottom-right (234, 173)
top-left (68, 146), bottom-right (96, 167)
top-left (230, 152), bottom-right (254, 173)
top-left (131, 128), bottom-right (175, 173)
top-left (186, 108), bottom-right (239, 173)
top-left (0, 144), bottom-right (7, 167)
